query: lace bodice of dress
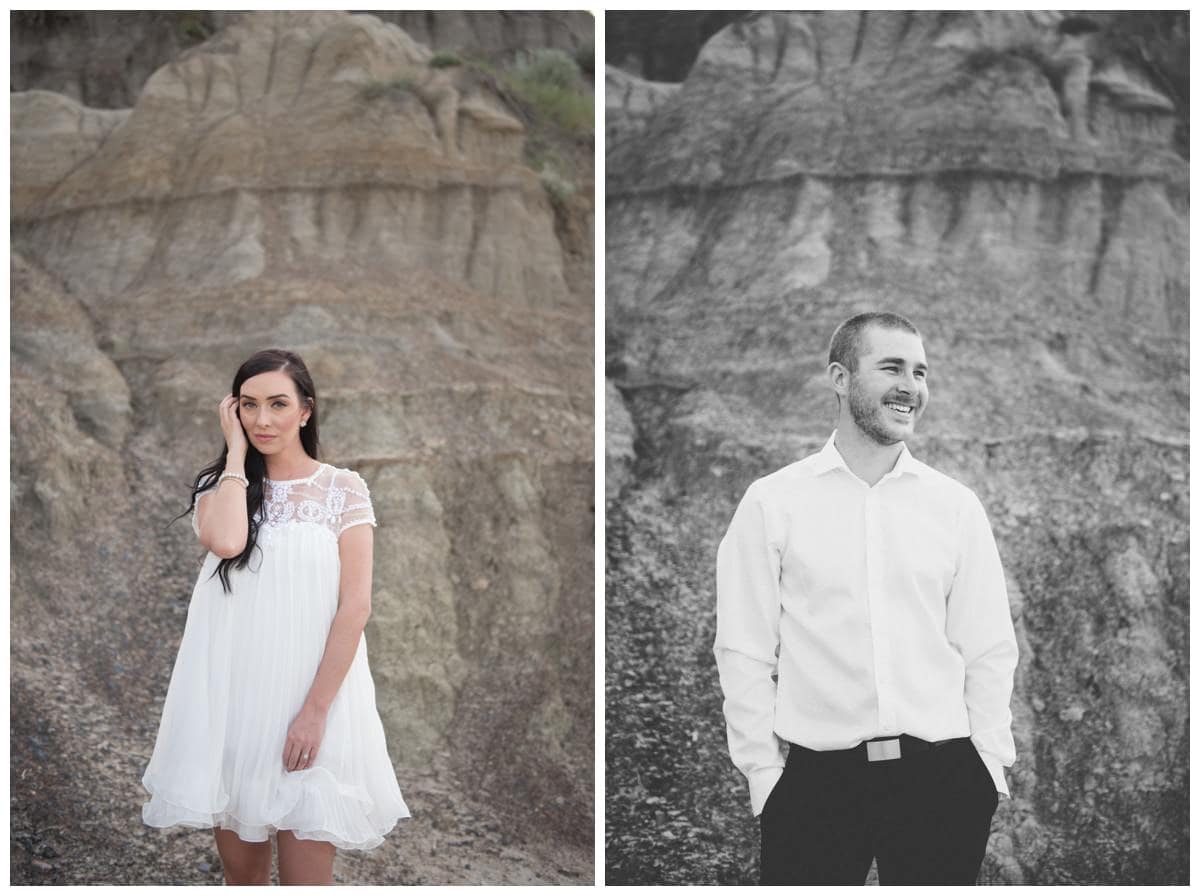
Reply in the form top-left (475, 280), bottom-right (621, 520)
top-left (192, 462), bottom-right (378, 546)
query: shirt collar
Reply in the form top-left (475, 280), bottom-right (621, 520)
top-left (813, 429), bottom-right (924, 481)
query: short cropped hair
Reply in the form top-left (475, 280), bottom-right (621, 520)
top-left (828, 312), bottom-right (921, 373)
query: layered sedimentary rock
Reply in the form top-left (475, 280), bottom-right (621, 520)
top-left (11, 11), bottom-right (592, 884)
top-left (606, 11), bottom-right (1186, 885)
top-left (604, 66), bottom-right (678, 159)
top-left (11, 10), bottom-right (594, 108)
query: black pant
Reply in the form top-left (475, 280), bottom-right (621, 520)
top-left (760, 737), bottom-right (998, 885)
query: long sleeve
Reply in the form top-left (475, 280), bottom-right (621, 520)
top-left (945, 490), bottom-right (1018, 796)
top-left (713, 481), bottom-right (786, 816)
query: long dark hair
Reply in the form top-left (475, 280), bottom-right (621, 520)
top-left (171, 349), bottom-right (321, 593)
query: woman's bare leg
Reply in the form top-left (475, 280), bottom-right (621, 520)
top-left (277, 830), bottom-right (336, 885)
top-left (214, 826), bottom-right (272, 885)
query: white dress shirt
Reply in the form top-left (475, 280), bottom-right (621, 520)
top-left (714, 431), bottom-right (1018, 817)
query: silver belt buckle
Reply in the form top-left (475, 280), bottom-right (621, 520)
top-left (867, 738), bottom-right (901, 762)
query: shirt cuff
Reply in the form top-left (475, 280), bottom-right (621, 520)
top-left (748, 766), bottom-right (785, 817)
top-left (978, 750), bottom-right (1011, 798)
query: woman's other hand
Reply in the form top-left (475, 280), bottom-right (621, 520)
top-left (283, 704), bottom-right (327, 772)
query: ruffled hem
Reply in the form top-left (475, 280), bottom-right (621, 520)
top-left (142, 767), bottom-right (410, 851)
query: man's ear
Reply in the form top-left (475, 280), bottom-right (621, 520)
top-left (828, 361), bottom-right (849, 397)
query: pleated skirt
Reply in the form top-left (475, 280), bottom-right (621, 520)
top-left (142, 521), bottom-right (410, 849)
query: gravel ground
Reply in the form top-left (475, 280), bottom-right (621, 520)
top-left (12, 732), bottom-right (592, 887)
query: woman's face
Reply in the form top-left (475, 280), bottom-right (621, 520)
top-left (237, 370), bottom-right (310, 454)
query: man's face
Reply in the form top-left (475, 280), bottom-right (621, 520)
top-left (844, 325), bottom-right (929, 446)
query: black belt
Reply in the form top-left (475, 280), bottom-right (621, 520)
top-left (787, 734), bottom-right (967, 764)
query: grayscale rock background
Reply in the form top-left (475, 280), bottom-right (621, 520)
top-left (11, 10), bottom-right (594, 885)
top-left (605, 10), bottom-right (1187, 885)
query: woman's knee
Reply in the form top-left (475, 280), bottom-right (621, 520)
top-left (215, 829), bottom-right (272, 884)
top-left (221, 853), bottom-right (272, 884)
top-left (276, 830), bottom-right (335, 885)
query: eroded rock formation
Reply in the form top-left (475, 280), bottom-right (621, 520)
top-left (11, 10), bottom-right (594, 109)
top-left (605, 10), bottom-right (1186, 885)
top-left (11, 11), bottom-right (593, 885)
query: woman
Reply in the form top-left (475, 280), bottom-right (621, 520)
top-left (142, 349), bottom-right (409, 884)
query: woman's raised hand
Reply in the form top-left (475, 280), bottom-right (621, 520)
top-left (219, 394), bottom-right (249, 459)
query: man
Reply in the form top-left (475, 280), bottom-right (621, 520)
top-left (714, 311), bottom-right (1017, 885)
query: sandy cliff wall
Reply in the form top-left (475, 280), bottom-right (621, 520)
top-left (11, 11), bottom-right (593, 885)
top-left (605, 10), bottom-right (1186, 885)
top-left (11, 10), bottom-right (593, 108)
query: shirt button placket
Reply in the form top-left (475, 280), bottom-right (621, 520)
top-left (864, 488), bottom-right (895, 733)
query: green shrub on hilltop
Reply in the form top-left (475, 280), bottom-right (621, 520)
top-left (504, 49), bottom-right (593, 137)
top-left (511, 48), bottom-right (582, 91)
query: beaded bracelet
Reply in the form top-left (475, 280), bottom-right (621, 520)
top-left (218, 471), bottom-right (249, 488)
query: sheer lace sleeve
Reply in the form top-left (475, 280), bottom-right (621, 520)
top-left (191, 481), bottom-right (219, 539)
top-left (338, 471), bottom-right (378, 536)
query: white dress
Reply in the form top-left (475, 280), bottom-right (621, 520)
top-left (142, 462), bottom-right (410, 849)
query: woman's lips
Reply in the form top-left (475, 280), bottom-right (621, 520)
top-left (255, 434), bottom-right (276, 441)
